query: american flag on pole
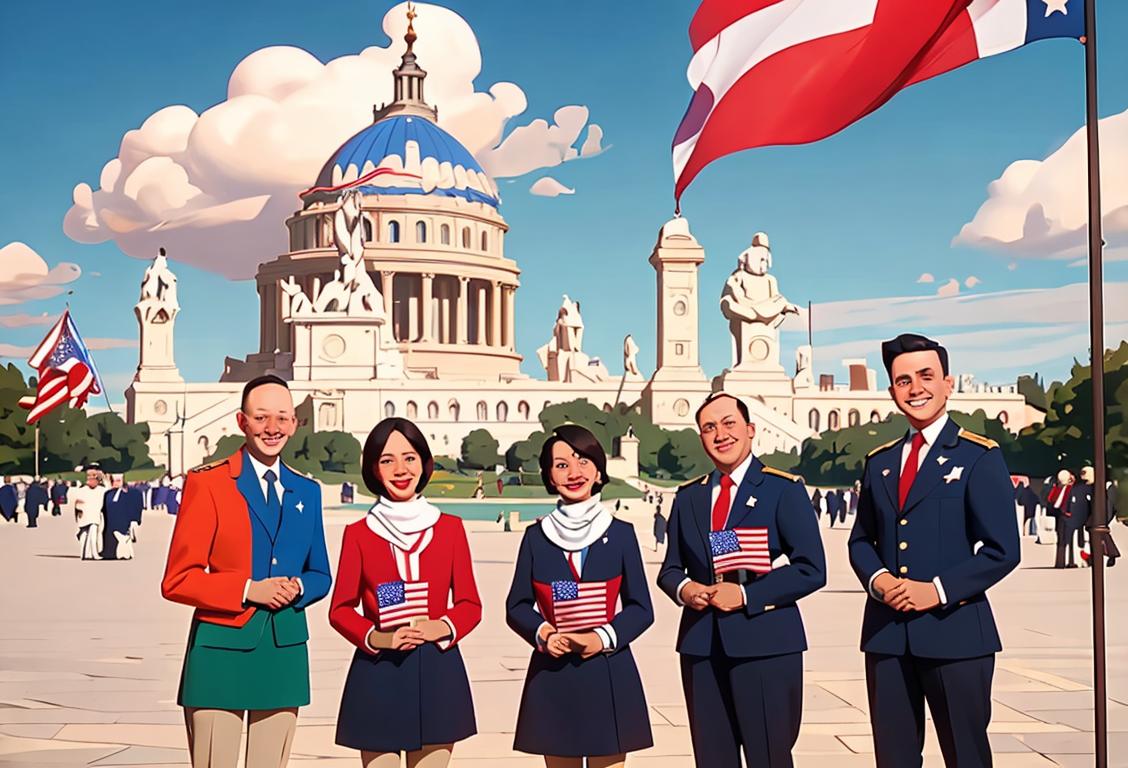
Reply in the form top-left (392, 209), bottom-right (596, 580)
top-left (550, 579), bottom-right (611, 632)
top-left (18, 309), bottom-right (104, 424)
top-left (710, 528), bottom-right (772, 575)
top-left (375, 580), bottom-right (429, 630)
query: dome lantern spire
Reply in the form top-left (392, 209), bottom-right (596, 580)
top-left (374, 3), bottom-right (438, 124)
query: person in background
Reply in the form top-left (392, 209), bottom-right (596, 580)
top-left (1014, 480), bottom-right (1040, 538)
top-left (0, 476), bottom-right (17, 524)
top-left (73, 467), bottom-right (106, 560)
top-left (50, 477), bottom-right (68, 517)
top-left (24, 477), bottom-right (48, 528)
top-left (1046, 470), bottom-right (1075, 568)
top-left (652, 504), bottom-right (667, 552)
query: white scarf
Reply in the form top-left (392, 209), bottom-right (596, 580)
top-left (365, 495), bottom-right (440, 551)
top-left (541, 493), bottom-right (614, 552)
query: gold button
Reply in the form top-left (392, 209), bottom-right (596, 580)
top-left (899, 519), bottom-right (908, 526)
top-left (899, 566), bottom-right (908, 574)
top-left (899, 542), bottom-right (908, 551)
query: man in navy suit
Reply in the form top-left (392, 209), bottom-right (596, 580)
top-left (849, 333), bottom-right (1020, 768)
top-left (658, 393), bottom-right (826, 768)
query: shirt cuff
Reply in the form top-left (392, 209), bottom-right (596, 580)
top-left (593, 623), bottom-right (617, 653)
top-left (932, 576), bottom-right (948, 606)
top-left (535, 621), bottom-right (552, 652)
top-left (436, 616), bottom-right (458, 650)
top-left (242, 579), bottom-right (251, 605)
top-left (867, 568), bottom-right (890, 600)
top-left (674, 577), bottom-right (692, 606)
top-left (295, 577), bottom-right (304, 597)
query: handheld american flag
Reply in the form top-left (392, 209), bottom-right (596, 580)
top-left (550, 579), bottom-right (611, 633)
top-left (710, 528), bottom-right (772, 576)
top-left (375, 580), bottom-right (429, 630)
top-left (18, 309), bottom-right (104, 424)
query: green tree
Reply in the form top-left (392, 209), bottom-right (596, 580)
top-left (460, 428), bottom-right (500, 470)
top-left (0, 363), bottom-right (35, 473)
top-left (657, 428), bottom-right (711, 479)
top-left (506, 429), bottom-right (547, 472)
top-left (306, 430), bottom-right (361, 473)
top-left (1017, 374), bottom-right (1048, 411)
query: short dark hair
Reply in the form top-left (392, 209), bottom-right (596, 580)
top-left (361, 417), bottom-right (434, 499)
top-left (881, 333), bottom-right (949, 378)
top-left (539, 424), bottom-right (608, 496)
top-left (241, 374), bottom-right (290, 411)
top-left (694, 392), bottom-right (751, 427)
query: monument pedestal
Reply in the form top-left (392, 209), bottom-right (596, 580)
top-left (288, 314), bottom-right (403, 382)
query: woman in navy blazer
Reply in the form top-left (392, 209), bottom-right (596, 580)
top-left (506, 425), bottom-right (654, 768)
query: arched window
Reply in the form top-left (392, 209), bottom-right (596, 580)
top-left (496, 402), bottom-right (508, 422)
top-left (518, 401), bottom-right (530, 420)
top-left (440, 224), bottom-right (451, 245)
top-left (480, 231), bottom-right (489, 252)
top-left (870, 410), bottom-right (881, 423)
top-left (415, 221), bottom-right (427, 243)
top-left (828, 410), bottom-right (840, 431)
top-left (427, 401), bottom-right (439, 420)
top-left (384, 401), bottom-right (395, 418)
top-left (448, 400), bottom-right (460, 421)
top-left (848, 409), bottom-right (860, 427)
top-left (363, 217), bottom-right (374, 243)
top-left (388, 221), bottom-right (400, 243)
top-left (476, 401), bottom-right (488, 421)
top-left (808, 409), bottom-right (820, 432)
top-left (462, 227), bottom-right (471, 248)
top-left (406, 401), bottom-right (418, 419)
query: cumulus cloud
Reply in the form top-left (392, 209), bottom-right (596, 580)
top-left (916, 272), bottom-right (935, 284)
top-left (529, 176), bottom-right (575, 197)
top-left (965, 276), bottom-right (981, 288)
top-left (0, 337), bottom-right (136, 361)
top-left (955, 108), bottom-right (1128, 262)
top-left (63, 2), bottom-right (605, 279)
top-left (0, 243), bottom-right (81, 306)
top-left (937, 278), bottom-right (960, 297)
top-left (0, 312), bottom-right (55, 328)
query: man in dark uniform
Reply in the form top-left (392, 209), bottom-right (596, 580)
top-left (24, 478), bottom-right (48, 528)
top-left (1014, 480), bottom-right (1040, 537)
top-left (811, 488), bottom-right (823, 521)
top-left (1062, 467), bottom-right (1092, 568)
top-left (658, 392), bottom-right (826, 768)
top-left (849, 333), bottom-right (1019, 768)
top-left (836, 488), bottom-right (848, 526)
top-left (1044, 470), bottom-right (1075, 567)
top-left (825, 487), bottom-right (841, 527)
top-left (0, 477), bottom-right (18, 523)
top-left (102, 474), bottom-right (141, 559)
top-left (653, 504), bottom-right (667, 551)
top-left (50, 477), bottom-right (67, 516)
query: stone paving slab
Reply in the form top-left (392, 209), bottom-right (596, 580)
top-left (0, 509), bottom-right (1124, 766)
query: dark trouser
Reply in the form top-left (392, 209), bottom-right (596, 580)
top-left (1055, 524), bottom-right (1085, 567)
top-left (865, 652), bottom-right (994, 768)
top-left (680, 650), bottom-right (802, 768)
top-left (51, 503), bottom-right (61, 516)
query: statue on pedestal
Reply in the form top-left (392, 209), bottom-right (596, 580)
top-left (719, 232), bottom-right (799, 370)
top-left (138, 247), bottom-right (179, 323)
top-left (536, 295), bottom-right (608, 383)
top-left (623, 334), bottom-right (643, 379)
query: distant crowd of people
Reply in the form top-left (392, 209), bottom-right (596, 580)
top-left (810, 482), bottom-right (861, 527)
top-left (1029, 467), bottom-right (1120, 568)
top-left (0, 468), bottom-right (185, 560)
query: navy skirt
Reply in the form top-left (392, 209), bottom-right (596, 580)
top-left (336, 643), bottom-right (476, 752)
top-left (514, 648), bottom-right (653, 757)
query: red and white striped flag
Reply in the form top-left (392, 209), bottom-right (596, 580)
top-left (18, 309), bottom-right (104, 424)
top-left (673, 0), bottom-right (1085, 202)
top-left (710, 528), bottom-right (772, 575)
top-left (375, 579), bottom-right (429, 630)
top-left (551, 579), bottom-right (611, 633)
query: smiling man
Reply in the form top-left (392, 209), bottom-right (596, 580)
top-left (657, 392), bottom-right (825, 768)
top-left (848, 333), bottom-right (1020, 768)
top-left (162, 375), bottom-right (331, 768)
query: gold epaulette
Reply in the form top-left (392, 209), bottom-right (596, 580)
top-left (678, 473), bottom-right (709, 490)
top-left (959, 429), bottom-right (998, 450)
top-left (190, 458), bottom-right (227, 473)
top-left (866, 439), bottom-right (900, 459)
top-left (762, 466), bottom-right (801, 482)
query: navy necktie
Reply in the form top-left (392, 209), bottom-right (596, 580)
top-left (263, 469), bottom-right (281, 535)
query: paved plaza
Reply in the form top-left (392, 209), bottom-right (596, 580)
top-left (0, 502), bottom-right (1125, 767)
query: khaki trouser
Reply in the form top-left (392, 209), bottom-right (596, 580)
top-left (361, 744), bottom-right (454, 768)
top-left (184, 707), bottom-right (297, 768)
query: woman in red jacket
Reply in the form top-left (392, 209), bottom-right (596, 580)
top-left (329, 417), bottom-right (481, 768)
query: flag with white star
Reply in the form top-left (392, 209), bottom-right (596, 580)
top-left (17, 309), bottom-right (104, 424)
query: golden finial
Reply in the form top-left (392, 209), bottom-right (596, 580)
top-left (405, 3), bottom-right (417, 47)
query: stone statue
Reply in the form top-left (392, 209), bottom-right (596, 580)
top-left (536, 294), bottom-right (607, 383)
top-left (280, 276), bottom-right (313, 315)
top-left (139, 247), bottom-right (179, 316)
top-left (794, 345), bottom-right (814, 389)
top-left (719, 232), bottom-right (799, 369)
top-left (623, 334), bottom-right (642, 379)
top-left (554, 294), bottom-right (584, 352)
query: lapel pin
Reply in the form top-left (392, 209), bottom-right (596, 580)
top-left (882, 469), bottom-right (891, 477)
top-left (943, 467), bottom-right (964, 484)
top-left (746, 496), bottom-right (757, 508)
top-left (937, 456), bottom-right (949, 466)
top-left (602, 536), bottom-right (608, 544)
top-left (296, 501), bottom-right (304, 513)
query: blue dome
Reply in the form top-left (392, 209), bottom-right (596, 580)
top-left (302, 116), bottom-right (498, 207)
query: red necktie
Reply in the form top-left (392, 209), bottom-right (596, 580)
top-left (898, 432), bottom-right (927, 509)
top-left (712, 474), bottom-right (735, 531)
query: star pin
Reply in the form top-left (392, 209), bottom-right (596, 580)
top-left (943, 467), bottom-right (964, 484)
top-left (882, 469), bottom-right (891, 477)
top-left (937, 456), bottom-right (949, 466)
top-left (296, 501), bottom-right (304, 513)
top-left (746, 496), bottom-right (757, 508)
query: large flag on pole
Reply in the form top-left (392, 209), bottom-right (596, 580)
top-left (672, 0), bottom-right (1085, 203)
top-left (18, 309), bottom-right (105, 424)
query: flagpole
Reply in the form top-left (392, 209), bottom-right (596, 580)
top-left (1081, 0), bottom-right (1108, 765)
top-left (34, 423), bottom-right (40, 478)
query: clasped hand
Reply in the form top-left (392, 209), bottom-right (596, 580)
top-left (539, 624), bottom-right (603, 659)
top-left (367, 619), bottom-right (451, 652)
top-left (246, 576), bottom-right (301, 609)
top-left (680, 580), bottom-right (744, 612)
top-left (873, 572), bottom-right (940, 612)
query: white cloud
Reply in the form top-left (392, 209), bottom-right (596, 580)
top-left (0, 312), bottom-right (56, 328)
top-left (529, 176), bottom-right (575, 197)
top-left (0, 243), bottom-right (81, 306)
top-left (63, 3), bottom-right (604, 280)
top-left (917, 272), bottom-right (935, 284)
top-left (965, 276), bottom-right (981, 288)
top-left (580, 124), bottom-right (605, 157)
top-left (937, 278), bottom-right (960, 297)
top-left (955, 107), bottom-right (1128, 262)
top-left (0, 337), bottom-right (136, 361)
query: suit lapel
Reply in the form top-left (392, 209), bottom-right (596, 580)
top-left (236, 451), bottom-right (277, 543)
top-left (689, 471), bottom-right (715, 562)
top-left (726, 458), bottom-right (766, 530)
top-left (875, 442), bottom-right (902, 511)
top-left (902, 418), bottom-right (962, 514)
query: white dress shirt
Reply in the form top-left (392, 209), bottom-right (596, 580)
top-left (868, 414), bottom-right (950, 605)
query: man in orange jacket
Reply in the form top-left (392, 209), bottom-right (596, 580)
top-left (162, 375), bottom-right (331, 768)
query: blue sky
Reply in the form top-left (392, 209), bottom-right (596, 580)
top-left (1, 0), bottom-right (1125, 401)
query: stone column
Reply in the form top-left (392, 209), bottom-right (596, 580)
top-left (476, 285), bottom-right (487, 345)
top-left (504, 285), bottom-right (516, 350)
top-left (381, 271), bottom-right (396, 341)
top-left (490, 281), bottom-right (502, 347)
top-left (420, 273), bottom-right (434, 342)
top-left (457, 276), bottom-right (469, 344)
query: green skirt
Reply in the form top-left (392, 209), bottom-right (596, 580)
top-left (178, 609), bottom-right (310, 710)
